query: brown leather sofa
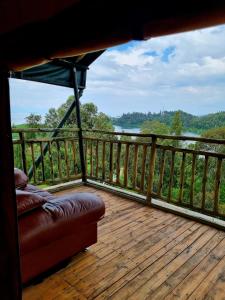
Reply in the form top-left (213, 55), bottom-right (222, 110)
top-left (14, 168), bottom-right (105, 284)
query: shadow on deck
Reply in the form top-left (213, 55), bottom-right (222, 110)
top-left (23, 186), bottom-right (225, 300)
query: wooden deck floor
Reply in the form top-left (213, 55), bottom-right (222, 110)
top-left (23, 186), bottom-right (225, 300)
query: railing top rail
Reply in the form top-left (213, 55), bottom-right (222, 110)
top-left (83, 129), bottom-right (225, 145)
top-left (11, 127), bottom-right (225, 145)
top-left (12, 128), bottom-right (79, 133)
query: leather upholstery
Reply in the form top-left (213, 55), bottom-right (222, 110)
top-left (14, 168), bottom-right (28, 189)
top-left (15, 169), bottom-right (105, 283)
top-left (16, 190), bottom-right (46, 216)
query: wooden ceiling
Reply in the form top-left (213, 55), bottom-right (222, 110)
top-left (1, 0), bottom-right (225, 71)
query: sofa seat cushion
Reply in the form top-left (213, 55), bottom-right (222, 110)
top-left (19, 192), bottom-right (105, 255)
top-left (16, 190), bottom-right (47, 216)
top-left (14, 168), bottom-right (28, 189)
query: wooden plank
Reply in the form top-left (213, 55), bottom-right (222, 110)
top-left (201, 155), bottom-right (209, 210)
top-left (140, 145), bottom-right (147, 192)
top-left (148, 231), bottom-right (225, 299)
top-left (109, 225), bottom-right (210, 300)
top-left (168, 150), bottom-right (175, 202)
top-left (190, 153), bottom-right (196, 207)
top-left (132, 144), bottom-right (139, 189)
top-left (165, 237), bottom-right (225, 300)
top-left (116, 142), bottom-right (121, 184)
top-left (187, 249), bottom-right (225, 300)
top-left (157, 149), bottom-right (166, 197)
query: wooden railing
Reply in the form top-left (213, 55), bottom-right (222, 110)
top-left (12, 128), bottom-right (82, 185)
top-left (83, 129), bottom-right (225, 220)
top-left (12, 127), bottom-right (225, 221)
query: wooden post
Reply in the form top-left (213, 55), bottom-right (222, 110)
top-left (147, 135), bottom-right (157, 205)
top-left (19, 131), bottom-right (27, 174)
top-left (0, 71), bottom-right (22, 299)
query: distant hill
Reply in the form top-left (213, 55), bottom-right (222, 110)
top-left (112, 110), bottom-right (225, 133)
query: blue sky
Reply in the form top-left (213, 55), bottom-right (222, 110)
top-left (10, 24), bottom-right (225, 124)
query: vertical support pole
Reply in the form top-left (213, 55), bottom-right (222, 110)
top-left (19, 132), bottom-right (27, 174)
top-left (0, 71), bottom-right (22, 299)
top-left (147, 135), bottom-right (157, 205)
top-left (72, 67), bottom-right (86, 183)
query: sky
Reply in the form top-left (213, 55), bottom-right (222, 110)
top-left (10, 24), bottom-right (225, 124)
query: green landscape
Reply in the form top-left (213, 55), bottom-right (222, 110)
top-left (12, 96), bottom-right (225, 218)
top-left (112, 110), bottom-right (225, 135)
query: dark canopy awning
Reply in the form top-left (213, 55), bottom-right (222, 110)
top-left (10, 50), bottom-right (104, 89)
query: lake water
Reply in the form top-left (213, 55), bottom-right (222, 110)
top-left (114, 125), bottom-right (200, 138)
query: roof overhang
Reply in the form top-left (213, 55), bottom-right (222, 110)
top-left (1, 1), bottom-right (225, 71)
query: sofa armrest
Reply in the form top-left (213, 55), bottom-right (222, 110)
top-left (44, 192), bottom-right (105, 224)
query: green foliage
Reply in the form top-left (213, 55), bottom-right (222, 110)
top-left (26, 113), bottom-right (42, 127)
top-left (170, 111), bottom-right (182, 136)
top-left (141, 120), bottom-right (170, 135)
top-left (44, 96), bottom-right (114, 131)
top-left (113, 110), bottom-right (225, 133)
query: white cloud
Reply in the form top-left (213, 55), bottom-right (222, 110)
top-left (10, 24), bottom-right (225, 123)
top-left (83, 24), bottom-right (225, 116)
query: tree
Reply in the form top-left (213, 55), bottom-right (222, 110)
top-left (25, 113), bottom-right (42, 128)
top-left (170, 111), bottom-right (182, 136)
top-left (141, 120), bottom-right (170, 135)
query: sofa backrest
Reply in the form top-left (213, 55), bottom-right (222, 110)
top-left (14, 168), bottom-right (28, 189)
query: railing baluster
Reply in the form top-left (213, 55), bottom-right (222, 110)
top-left (124, 143), bottom-right (130, 188)
top-left (90, 140), bottom-right (93, 177)
top-left (19, 132), bottom-right (27, 174)
top-left (56, 141), bottom-right (62, 180)
top-left (147, 136), bottom-right (157, 205)
top-left (71, 140), bottom-right (77, 175)
top-left (40, 142), bottom-right (45, 182)
top-left (64, 140), bottom-right (70, 179)
top-left (201, 155), bottom-right (209, 210)
top-left (157, 149), bottom-right (166, 197)
top-left (102, 141), bottom-right (106, 181)
top-left (96, 140), bottom-right (99, 178)
top-left (178, 152), bottom-right (186, 203)
top-left (109, 142), bottom-right (114, 182)
top-left (214, 157), bottom-right (222, 215)
top-left (30, 142), bottom-right (36, 184)
top-left (190, 153), bottom-right (196, 207)
top-left (84, 139), bottom-right (87, 174)
top-left (168, 150), bottom-right (175, 203)
top-left (132, 144), bottom-right (139, 190)
top-left (116, 142), bottom-right (121, 184)
top-left (140, 144), bottom-right (147, 192)
top-left (48, 141), bottom-right (54, 181)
